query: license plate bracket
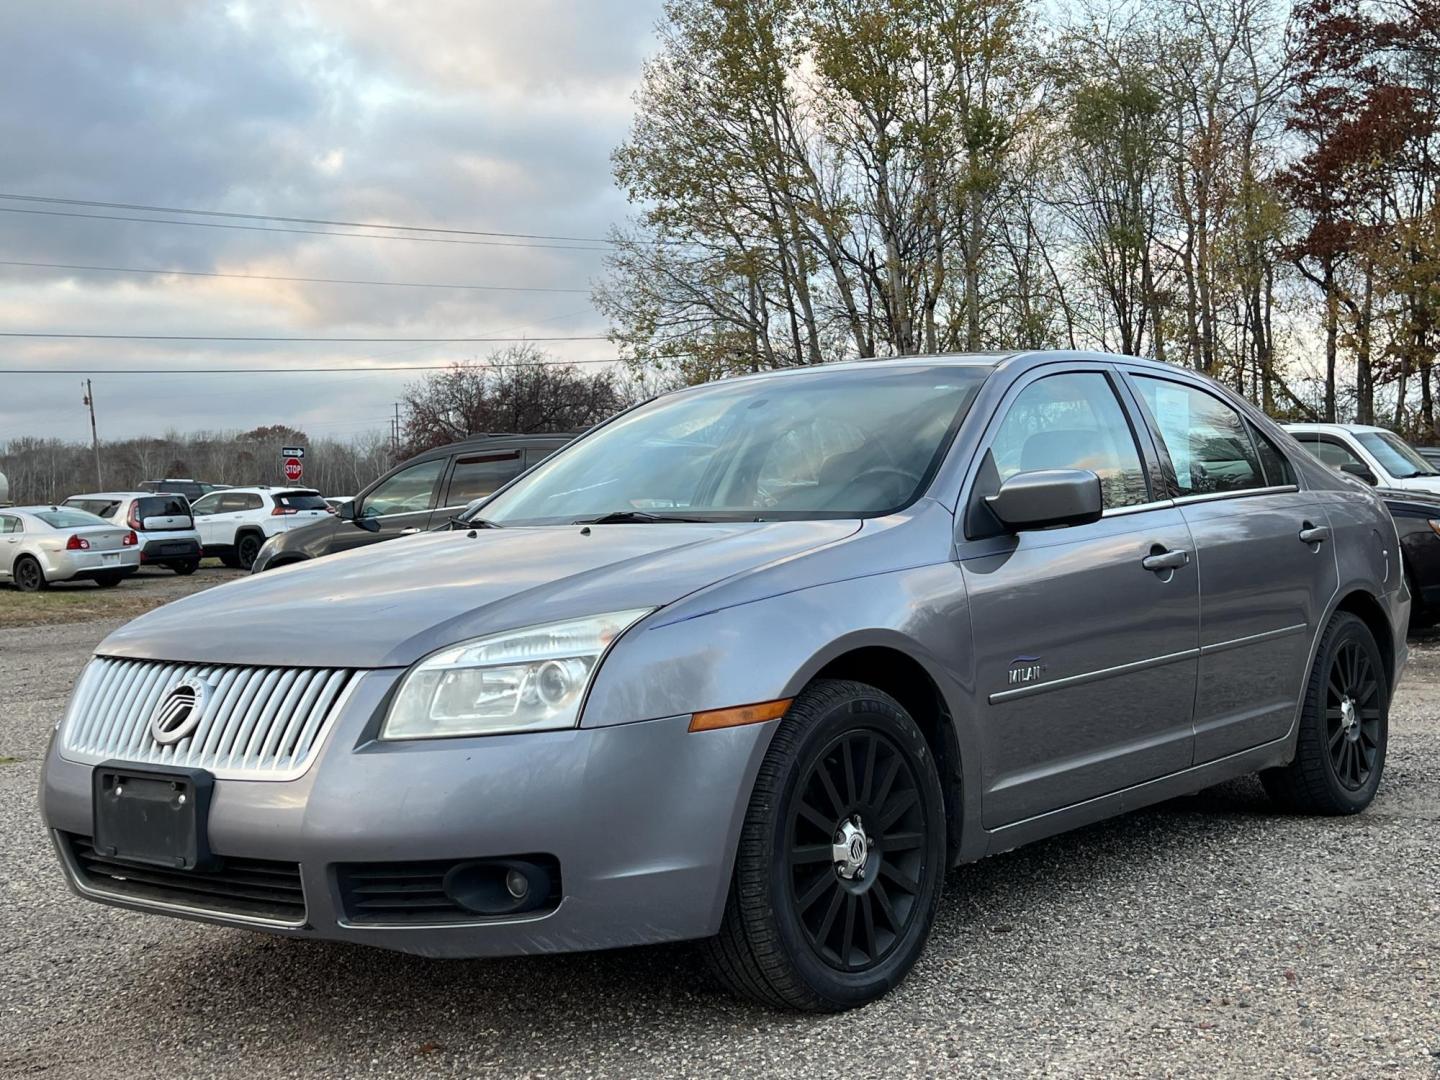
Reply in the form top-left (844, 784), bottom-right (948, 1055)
top-left (92, 762), bottom-right (215, 871)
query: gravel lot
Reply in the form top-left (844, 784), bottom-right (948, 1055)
top-left (2, 572), bottom-right (1437, 1078)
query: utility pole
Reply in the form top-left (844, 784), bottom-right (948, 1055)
top-left (392, 402), bottom-right (401, 461)
top-left (82, 379), bottom-right (102, 489)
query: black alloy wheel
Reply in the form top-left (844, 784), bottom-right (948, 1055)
top-left (236, 534), bottom-right (262, 570)
top-left (1262, 611), bottom-right (1388, 815)
top-left (13, 555), bottom-right (46, 592)
top-left (1325, 638), bottom-right (1382, 791)
top-left (787, 727), bottom-right (929, 972)
top-left (704, 679), bottom-right (946, 1011)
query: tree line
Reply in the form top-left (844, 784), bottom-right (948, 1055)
top-left (597, 0), bottom-right (1440, 437)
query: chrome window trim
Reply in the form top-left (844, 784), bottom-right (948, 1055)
top-left (1172, 484), bottom-right (1299, 507)
top-left (52, 831), bottom-right (308, 930)
top-left (1101, 498), bottom-right (1176, 518)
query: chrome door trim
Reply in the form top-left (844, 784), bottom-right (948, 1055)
top-left (1198, 623), bottom-right (1308, 656)
top-left (1172, 485), bottom-right (1299, 507)
top-left (988, 647), bottom-right (1201, 705)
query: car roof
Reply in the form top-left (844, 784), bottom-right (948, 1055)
top-left (66, 491), bottom-right (163, 500)
top-left (204, 486), bottom-right (318, 495)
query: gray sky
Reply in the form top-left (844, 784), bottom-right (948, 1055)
top-left (0, 0), bottom-right (663, 443)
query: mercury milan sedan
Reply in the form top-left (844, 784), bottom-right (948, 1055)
top-left (40, 351), bottom-right (1407, 1011)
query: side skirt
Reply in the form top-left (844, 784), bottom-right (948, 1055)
top-left (977, 736), bottom-right (1293, 858)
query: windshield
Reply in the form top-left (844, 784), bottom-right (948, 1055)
top-left (481, 364), bottom-right (989, 525)
top-left (1355, 431), bottom-right (1439, 477)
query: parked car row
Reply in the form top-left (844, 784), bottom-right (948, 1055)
top-left (0, 506), bottom-right (140, 590)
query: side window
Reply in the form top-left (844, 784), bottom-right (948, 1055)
top-left (989, 372), bottom-right (1149, 509)
top-left (524, 446), bottom-right (559, 469)
top-left (1311, 438), bottom-right (1367, 472)
top-left (0, 515), bottom-right (19, 534)
top-left (1133, 377), bottom-right (1263, 495)
top-left (445, 453), bottom-right (524, 506)
top-left (362, 459), bottom-right (445, 518)
top-left (1247, 422), bottom-right (1296, 487)
top-left (190, 494), bottom-right (220, 516)
top-left (237, 493), bottom-right (264, 512)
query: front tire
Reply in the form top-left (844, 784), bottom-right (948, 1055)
top-left (172, 559), bottom-right (199, 576)
top-left (1261, 612), bottom-right (1388, 814)
top-left (703, 679), bottom-right (947, 1011)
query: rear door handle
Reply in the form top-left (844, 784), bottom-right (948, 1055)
top-left (1299, 523), bottom-right (1330, 544)
top-left (1142, 548), bottom-right (1190, 572)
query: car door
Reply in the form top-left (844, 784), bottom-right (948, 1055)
top-left (335, 457), bottom-right (446, 552)
top-left (1126, 371), bottom-right (1340, 764)
top-left (960, 365), bottom-right (1200, 828)
top-left (188, 492), bottom-right (223, 546)
top-left (0, 513), bottom-right (20, 577)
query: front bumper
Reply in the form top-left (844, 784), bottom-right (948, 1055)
top-left (40, 669), bottom-right (776, 957)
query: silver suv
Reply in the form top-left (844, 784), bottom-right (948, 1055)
top-left (40, 351), bottom-right (1407, 1011)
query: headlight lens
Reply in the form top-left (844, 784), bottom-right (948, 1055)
top-left (381, 609), bottom-right (653, 739)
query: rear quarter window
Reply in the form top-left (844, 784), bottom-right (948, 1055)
top-left (275, 493), bottom-right (328, 510)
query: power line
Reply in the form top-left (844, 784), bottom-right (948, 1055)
top-left (0, 259), bottom-right (592, 294)
top-left (0, 332), bottom-right (609, 342)
top-left (0, 206), bottom-right (614, 252)
top-left (0, 191), bottom-right (637, 246)
top-left (0, 359), bottom-right (624, 373)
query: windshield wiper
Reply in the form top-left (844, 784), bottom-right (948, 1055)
top-left (574, 510), bottom-right (708, 525)
top-left (451, 516), bottom-right (502, 529)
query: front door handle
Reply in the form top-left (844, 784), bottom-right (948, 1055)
top-left (400, 527), bottom-right (421, 535)
top-left (1142, 547), bottom-right (1190, 573)
top-left (1299, 523), bottom-right (1330, 545)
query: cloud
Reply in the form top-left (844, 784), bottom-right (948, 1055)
top-left (0, 0), bottom-right (659, 443)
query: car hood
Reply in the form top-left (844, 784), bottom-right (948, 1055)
top-left (98, 520), bottom-right (861, 668)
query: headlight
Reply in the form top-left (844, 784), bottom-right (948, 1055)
top-left (381, 609), bottom-right (653, 739)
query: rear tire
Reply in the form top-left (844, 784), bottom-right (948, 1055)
top-left (236, 534), bottom-right (262, 570)
top-left (702, 679), bottom-right (947, 1011)
top-left (218, 552), bottom-right (241, 569)
top-left (13, 555), bottom-right (47, 592)
top-left (93, 571), bottom-right (124, 588)
top-left (1261, 612), bottom-right (1388, 815)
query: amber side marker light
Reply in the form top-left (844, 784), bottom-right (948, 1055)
top-left (688, 698), bottom-right (793, 733)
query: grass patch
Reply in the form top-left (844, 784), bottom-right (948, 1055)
top-left (0, 756), bottom-right (18, 765)
top-left (0, 560), bottom-right (236, 630)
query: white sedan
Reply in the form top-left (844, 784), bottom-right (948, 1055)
top-left (0, 506), bottom-right (140, 592)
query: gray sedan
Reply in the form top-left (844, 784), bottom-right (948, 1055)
top-left (2, 506), bottom-right (140, 590)
top-left (40, 351), bottom-right (1407, 1011)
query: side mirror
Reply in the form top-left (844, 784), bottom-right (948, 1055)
top-left (1339, 462), bottom-right (1378, 486)
top-left (340, 501), bottom-right (382, 531)
top-left (985, 469), bottom-right (1104, 532)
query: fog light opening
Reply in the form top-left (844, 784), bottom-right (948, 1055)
top-left (441, 858), bottom-right (555, 917)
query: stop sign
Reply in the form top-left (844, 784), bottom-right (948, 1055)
top-left (283, 457), bottom-right (303, 482)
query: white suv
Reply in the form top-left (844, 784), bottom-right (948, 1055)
top-left (188, 487), bottom-right (331, 569)
top-left (63, 491), bottom-right (203, 575)
top-left (1284, 423), bottom-right (1440, 495)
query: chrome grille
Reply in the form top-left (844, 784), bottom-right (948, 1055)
top-left (59, 656), bottom-right (361, 780)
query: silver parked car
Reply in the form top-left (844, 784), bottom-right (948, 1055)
top-left (62, 492), bottom-right (203, 575)
top-left (40, 352), bottom-right (1407, 1010)
top-left (2, 506), bottom-right (140, 591)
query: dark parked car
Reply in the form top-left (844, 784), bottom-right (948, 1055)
top-left (1376, 487), bottom-right (1440, 624)
top-left (250, 433), bottom-right (573, 571)
top-left (1414, 446), bottom-right (1440, 469)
